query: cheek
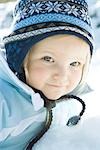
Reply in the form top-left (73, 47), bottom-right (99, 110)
top-left (26, 65), bottom-right (49, 88)
top-left (32, 67), bottom-right (46, 77)
top-left (70, 70), bottom-right (82, 87)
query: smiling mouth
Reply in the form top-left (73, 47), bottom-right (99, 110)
top-left (47, 84), bottom-right (65, 88)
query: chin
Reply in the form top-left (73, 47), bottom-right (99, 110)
top-left (39, 88), bottom-right (68, 100)
top-left (44, 93), bottom-right (64, 100)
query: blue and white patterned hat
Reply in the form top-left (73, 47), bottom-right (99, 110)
top-left (3, 0), bottom-right (94, 73)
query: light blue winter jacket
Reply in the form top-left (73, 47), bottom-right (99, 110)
top-left (0, 52), bottom-right (47, 150)
top-left (0, 51), bottom-right (87, 150)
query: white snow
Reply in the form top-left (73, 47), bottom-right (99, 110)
top-left (33, 117), bottom-right (100, 150)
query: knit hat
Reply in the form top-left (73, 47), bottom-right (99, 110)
top-left (3, 0), bottom-right (94, 73)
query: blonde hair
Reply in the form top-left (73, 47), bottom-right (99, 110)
top-left (70, 49), bottom-right (91, 95)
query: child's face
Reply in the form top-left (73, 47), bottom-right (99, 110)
top-left (24, 35), bottom-right (90, 100)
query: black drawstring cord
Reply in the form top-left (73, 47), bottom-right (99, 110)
top-left (25, 110), bottom-right (53, 150)
top-left (60, 94), bottom-right (86, 126)
top-left (25, 92), bottom-right (86, 150)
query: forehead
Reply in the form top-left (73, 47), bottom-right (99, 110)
top-left (30, 34), bottom-right (90, 59)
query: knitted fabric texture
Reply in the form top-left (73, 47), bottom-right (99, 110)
top-left (3, 0), bottom-right (94, 73)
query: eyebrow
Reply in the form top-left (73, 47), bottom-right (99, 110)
top-left (40, 50), bottom-right (55, 55)
top-left (73, 57), bottom-right (86, 62)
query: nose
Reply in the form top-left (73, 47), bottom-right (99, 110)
top-left (52, 65), bottom-right (70, 84)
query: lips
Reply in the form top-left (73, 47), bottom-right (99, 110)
top-left (47, 83), bottom-right (65, 88)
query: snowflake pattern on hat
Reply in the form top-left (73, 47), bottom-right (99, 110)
top-left (14, 0), bottom-right (91, 25)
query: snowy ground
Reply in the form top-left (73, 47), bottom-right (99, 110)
top-left (0, 1), bottom-right (100, 150)
top-left (33, 117), bottom-right (100, 150)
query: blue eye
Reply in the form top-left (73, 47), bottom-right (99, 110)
top-left (70, 62), bottom-right (81, 67)
top-left (42, 56), bottom-right (54, 63)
